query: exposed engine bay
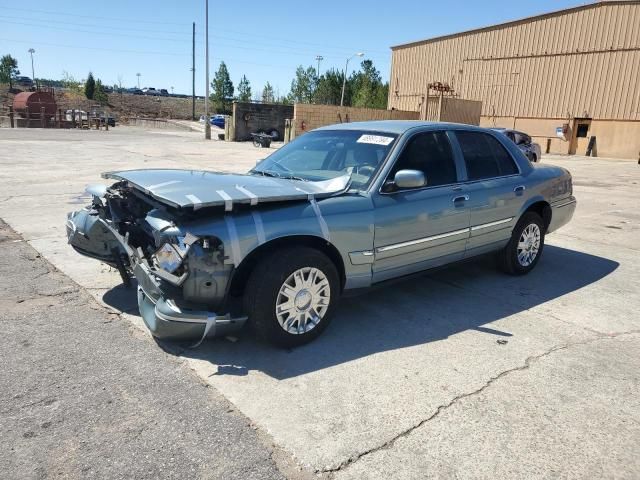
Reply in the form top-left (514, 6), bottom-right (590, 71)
top-left (67, 182), bottom-right (233, 313)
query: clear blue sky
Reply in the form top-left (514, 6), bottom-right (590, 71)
top-left (1, 0), bottom-right (585, 97)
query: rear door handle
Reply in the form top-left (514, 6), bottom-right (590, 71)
top-left (514, 185), bottom-right (526, 196)
top-left (453, 195), bottom-right (469, 203)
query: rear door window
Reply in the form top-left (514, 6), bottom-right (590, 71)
top-left (456, 131), bottom-right (519, 180)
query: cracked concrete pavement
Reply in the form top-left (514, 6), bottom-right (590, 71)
top-left (0, 221), bottom-right (293, 479)
top-left (1, 127), bottom-right (639, 478)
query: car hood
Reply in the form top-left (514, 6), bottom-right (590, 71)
top-left (102, 169), bottom-right (351, 210)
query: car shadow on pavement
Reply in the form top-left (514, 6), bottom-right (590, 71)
top-left (102, 245), bottom-right (618, 380)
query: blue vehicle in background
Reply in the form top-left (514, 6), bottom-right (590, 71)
top-left (200, 115), bottom-right (225, 128)
top-left (211, 115), bottom-right (225, 128)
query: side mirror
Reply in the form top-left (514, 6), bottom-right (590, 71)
top-left (394, 169), bottom-right (426, 189)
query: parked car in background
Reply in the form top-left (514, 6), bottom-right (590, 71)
top-left (101, 114), bottom-right (116, 127)
top-left (210, 115), bottom-right (225, 128)
top-left (126, 88), bottom-right (143, 95)
top-left (67, 121), bottom-right (575, 348)
top-left (15, 76), bottom-right (34, 89)
top-left (491, 128), bottom-right (542, 162)
top-left (143, 87), bottom-right (159, 96)
top-left (159, 89), bottom-right (169, 96)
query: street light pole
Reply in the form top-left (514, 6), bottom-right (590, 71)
top-left (204, 0), bottom-right (211, 140)
top-left (340, 52), bottom-right (363, 107)
top-left (136, 73), bottom-right (141, 88)
top-left (28, 48), bottom-right (35, 87)
top-left (315, 55), bottom-right (323, 77)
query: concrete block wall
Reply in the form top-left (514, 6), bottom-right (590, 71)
top-left (293, 104), bottom-right (419, 135)
top-left (232, 102), bottom-right (294, 141)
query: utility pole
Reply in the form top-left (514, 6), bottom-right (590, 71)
top-left (28, 48), bottom-right (36, 87)
top-left (136, 72), bottom-right (141, 88)
top-left (204, 0), bottom-right (211, 140)
top-left (192, 21), bottom-right (196, 121)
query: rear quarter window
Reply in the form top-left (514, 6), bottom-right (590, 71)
top-left (456, 131), bottom-right (519, 180)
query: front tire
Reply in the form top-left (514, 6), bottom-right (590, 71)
top-left (498, 212), bottom-right (545, 275)
top-left (243, 247), bottom-right (340, 347)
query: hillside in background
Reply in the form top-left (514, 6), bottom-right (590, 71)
top-left (0, 86), bottom-right (207, 120)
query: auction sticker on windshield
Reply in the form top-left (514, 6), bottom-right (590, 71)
top-left (357, 134), bottom-right (395, 146)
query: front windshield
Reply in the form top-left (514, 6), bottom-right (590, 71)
top-left (251, 130), bottom-right (398, 189)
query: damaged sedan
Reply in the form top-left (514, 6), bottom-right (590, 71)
top-left (67, 121), bottom-right (576, 347)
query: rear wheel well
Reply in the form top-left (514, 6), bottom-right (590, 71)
top-left (228, 236), bottom-right (346, 298)
top-left (523, 201), bottom-right (551, 232)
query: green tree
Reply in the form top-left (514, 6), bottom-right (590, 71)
top-left (372, 82), bottom-right (389, 109)
top-left (351, 60), bottom-right (386, 109)
top-left (288, 65), bottom-right (317, 103)
top-left (236, 75), bottom-right (251, 102)
top-left (314, 69), bottom-right (345, 105)
top-left (84, 72), bottom-right (96, 99)
top-left (61, 71), bottom-right (84, 95)
top-left (0, 54), bottom-right (20, 90)
top-left (261, 82), bottom-right (275, 103)
top-left (210, 61), bottom-right (234, 114)
top-left (94, 79), bottom-right (108, 104)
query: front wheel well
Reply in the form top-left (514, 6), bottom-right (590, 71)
top-left (523, 201), bottom-right (552, 232)
top-left (228, 235), bottom-right (346, 298)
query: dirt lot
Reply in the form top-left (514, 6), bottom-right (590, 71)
top-left (1, 126), bottom-right (639, 479)
top-left (1, 85), bottom-right (208, 121)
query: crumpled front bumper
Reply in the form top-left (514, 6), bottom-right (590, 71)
top-left (66, 209), bottom-right (246, 343)
top-left (134, 260), bottom-right (246, 343)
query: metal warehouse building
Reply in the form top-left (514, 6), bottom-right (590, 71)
top-left (388, 0), bottom-right (640, 159)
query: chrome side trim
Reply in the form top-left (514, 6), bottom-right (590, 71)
top-left (552, 199), bottom-right (576, 208)
top-left (376, 228), bottom-right (469, 253)
top-left (470, 217), bottom-right (514, 232)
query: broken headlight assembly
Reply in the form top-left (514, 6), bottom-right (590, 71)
top-left (154, 238), bottom-right (188, 273)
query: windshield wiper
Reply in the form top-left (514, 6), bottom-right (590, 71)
top-left (250, 169), bottom-right (280, 178)
top-left (276, 174), bottom-right (307, 182)
top-left (250, 170), bottom-right (307, 182)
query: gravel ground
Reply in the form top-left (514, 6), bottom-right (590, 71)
top-left (0, 220), bottom-right (287, 480)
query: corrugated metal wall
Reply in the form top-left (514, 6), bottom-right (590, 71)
top-left (389, 1), bottom-right (640, 120)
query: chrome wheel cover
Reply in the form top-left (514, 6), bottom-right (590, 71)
top-left (517, 223), bottom-right (541, 267)
top-left (275, 267), bottom-right (330, 335)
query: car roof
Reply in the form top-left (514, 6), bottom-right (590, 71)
top-left (314, 120), bottom-right (487, 135)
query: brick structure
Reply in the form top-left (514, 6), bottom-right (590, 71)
top-left (293, 104), bottom-right (419, 136)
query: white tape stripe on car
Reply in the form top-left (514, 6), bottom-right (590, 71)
top-left (224, 216), bottom-right (242, 266)
top-left (216, 190), bottom-right (233, 211)
top-left (185, 194), bottom-right (202, 210)
top-left (309, 197), bottom-right (330, 241)
top-left (470, 217), bottom-right (514, 231)
top-left (235, 185), bottom-right (258, 205)
top-left (148, 180), bottom-right (181, 190)
top-left (251, 211), bottom-right (266, 245)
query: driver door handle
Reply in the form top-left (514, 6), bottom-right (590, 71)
top-left (453, 195), bottom-right (469, 203)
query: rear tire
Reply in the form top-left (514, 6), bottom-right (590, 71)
top-left (498, 212), bottom-right (545, 275)
top-left (243, 247), bottom-right (340, 348)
